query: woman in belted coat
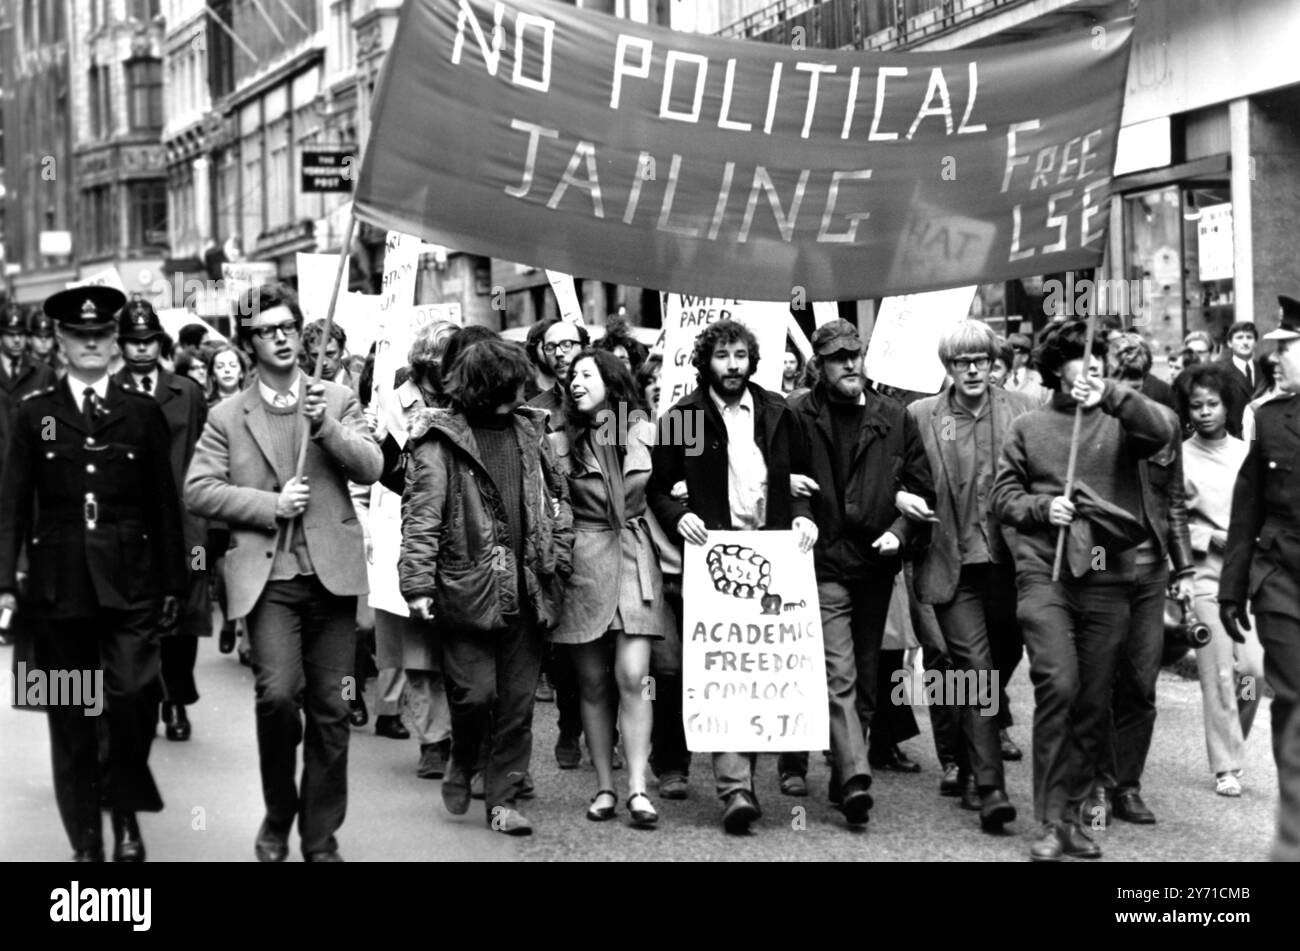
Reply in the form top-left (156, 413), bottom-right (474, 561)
top-left (551, 350), bottom-right (673, 828)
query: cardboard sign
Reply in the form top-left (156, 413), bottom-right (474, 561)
top-left (67, 267), bottom-right (127, 293)
top-left (864, 286), bottom-right (977, 394)
top-left (545, 269), bottom-right (584, 323)
top-left (682, 531), bottom-right (829, 753)
top-left (658, 295), bottom-right (787, 415)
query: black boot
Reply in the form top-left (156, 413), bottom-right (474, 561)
top-left (111, 811), bottom-right (145, 862)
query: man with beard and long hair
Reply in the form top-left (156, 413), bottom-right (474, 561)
top-left (647, 319), bottom-right (818, 834)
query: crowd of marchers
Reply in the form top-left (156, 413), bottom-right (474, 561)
top-left (2, 285), bottom-right (1298, 863)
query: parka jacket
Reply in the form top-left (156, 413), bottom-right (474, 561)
top-left (398, 405), bottom-right (574, 633)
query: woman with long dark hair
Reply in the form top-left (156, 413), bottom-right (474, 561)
top-left (551, 349), bottom-right (673, 827)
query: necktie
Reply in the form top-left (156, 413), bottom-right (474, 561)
top-left (1246, 363), bottom-right (1254, 389)
top-left (272, 392), bottom-right (293, 408)
top-left (82, 387), bottom-right (97, 429)
top-left (141, 375), bottom-right (152, 394)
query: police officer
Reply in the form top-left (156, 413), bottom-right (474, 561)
top-left (0, 285), bottom-right (186, 862)
top-left (27, 307), bottom-right (63, 375)
top-left (0, 302), bottom-right (56, 401)
top-left (113, 297), bottom-right (209, 742)
top-left (1220, 294), bottom-right (1300, 862)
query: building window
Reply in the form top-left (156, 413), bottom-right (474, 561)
top-left (130, 181), bottom-right (168, 249)
top-left (88, 67), bottom-right (101, 139)
top-left (127, 59), bottom-right (164, 132)
top-left (82, 186), bottom-right (115, 257)
top-left (129, 0), bottom-right (160, 20)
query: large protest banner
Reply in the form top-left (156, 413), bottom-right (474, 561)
top-left (353, 0), bottom-right (1133, 302)
top-left (682, 531), bottom-right (829, 753)
top-left (658, 295), bottom-right (786, 414)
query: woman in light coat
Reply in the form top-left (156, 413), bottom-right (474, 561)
top-left (551, 350), bottom-right (673, 827)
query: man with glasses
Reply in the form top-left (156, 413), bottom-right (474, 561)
top-left (185, 283), bottom-right (382, 862)
top-left (527, 316), bottom-right (591, 770)
top-left (902, 320), bottom-right (1037, 832)
top-left (0, 286), bottom-right (186, 862)
top-left (1, 302), bottom-right (57, 402)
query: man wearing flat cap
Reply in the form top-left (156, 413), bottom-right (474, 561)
top-left (784, 318), bottom-right (935, 828)
top-left (0, 302), bottom-right (57, 402)
top-left (1221, 294), bottom-right (1300, 861)
top-left (113, 296), bottom-right (210, 744)
top-left (0, 285), bottom-right (186, 862)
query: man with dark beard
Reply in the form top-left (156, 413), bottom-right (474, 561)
top-left (648, 319), bottom-right (818, 834)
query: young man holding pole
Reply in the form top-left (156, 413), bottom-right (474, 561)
top-left (184, 283), bottom-right (382, 862)
top-left (991, 319), bottom-right (1173, 862)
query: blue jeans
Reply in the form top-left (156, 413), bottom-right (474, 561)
top-left (247, 576), bottom-right (357, 854)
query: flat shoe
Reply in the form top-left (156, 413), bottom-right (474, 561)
top-left (587, 789), bottom-right (617, 822)
top-left (1215, 773), bottom-right (1242, 797)
top-left (627, 792), bottom-right (659, 828)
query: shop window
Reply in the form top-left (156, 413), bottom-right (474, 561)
top-left (130, 181), bottom-right (168, 249)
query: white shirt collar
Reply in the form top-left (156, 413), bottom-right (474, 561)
top-left (258, 372), bottom-right (302, 406)
top-left (132, 370), bottom-right (157, 391)
top-left (66, 373), bottom-right (110, 403)
top-left (709, 385), bottom-right (753, 416)
top-left (1233, 355), bottom-right (1251, 374)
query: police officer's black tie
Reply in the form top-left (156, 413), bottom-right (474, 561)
top-left (82, 387), bottom-right (97, 430)
top-left (141, 375), bottom-right (152, 394)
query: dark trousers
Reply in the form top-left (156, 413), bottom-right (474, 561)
top-left (441, 618), bottom-right (545, 812)
top-left (1097, 561), bottom-right (1168, 792)
top-left (545, 643), bottom-right (582, 739)
top-left (247, 576), bottom-right (356, 854)
top-left (990, 585), bottom-right (1024, 732)
top-left (650, 575), bottom-right (690, 778)
top-left (870, 648), bottom-right (920, 750)
top-left (42, 605), bottom-right (163, 851)
top-left (160, 571), bottom-right (210, 707)
top-left (925, 639), bottom-right (966, 771)
top-left (1258, 613), bottom-right (1300, 861)
top-left (932, 563), bottom-right (1014, 791)
top-left (1017, 575), bottom-right (1131, 824)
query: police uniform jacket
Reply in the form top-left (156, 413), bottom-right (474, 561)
top-left (1221, 392), bottom-right (1300, 621)
top-left (0, 353), bottom-right (57, 403)
top-left (0, 378), bottom-right (188, 618)
top-left (113, 367), bottom-right (208, 558)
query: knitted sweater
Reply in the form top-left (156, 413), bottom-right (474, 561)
top-left (1182, 433), bottom-right (1249, 554)
top-left (991, 381), bottom-right (1173, 583)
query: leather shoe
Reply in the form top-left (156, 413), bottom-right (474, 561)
top-left (1081, 785), bottom-right (1112, 828)
top-left (254, 819), bottom-right (290, 862)
top-left (375, 715), bottom-right (410, 740)
top-left (304, 849), bottom-right (344, 862)
top-left (442, 766), bottom-right (471, 815)
top-left (555, 732), bottom-right (582, 769)
top-left (348, 695), bottom-right (369, 728)
top-left (1061, 820), bottom-right (1102, 859)
top-left (489, 807), bottom-right (533, 836)
top-left (73, 822), bottom-right (105, 863)
top-left (111, 811), bottom-right (145, 862)
top-left (163, 702), bottom-right (191, 742)
top-left (779, 773), bottom-right (809, 797)
top-left (939, 762), bottom-right (961, 797)
top-left (999, 728), bottom-right (1023, 761)
top-left (1030, 822), bottom-right (1064, 862)
top-left (658, 773), bottom-right (689, 800)
top-left (979, 788), bottom-right (1016, 832)
top-left (840, 778), bottom-right (873, 825)
top-left (960, 774), bottom-right (981, 811)
top-left (869, 744), bottom-right (921, 773)
top-left (722, 790), bottom-right (761, 834)
top-left (1113, 789), bottom-right (1157, 825)
top-left (417, 740), bottom-right (449, 779)
top-left (218, 621), bottom-right (237, 654)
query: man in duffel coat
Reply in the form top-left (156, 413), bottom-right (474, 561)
top-left (1220, 295), bottom-right (1300, 862)
top-left (0, 285), bottom-right (186, 862)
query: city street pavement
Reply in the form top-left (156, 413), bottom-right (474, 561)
top-left (1, 637), bottom-right (1279, 862)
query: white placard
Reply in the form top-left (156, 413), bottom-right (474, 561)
top-left (1197, 203), bottom-right (1234, 282)
top-left (545, 269), bottom-right (584, 323)
top-left (811, 300), bottom-right (839, 328)
top-left (864, 286), bottom-right (977, 394)
top-left (683, 531), bottom-right (829, 753)
top-left (67, 267), bottom-right (127, 293)
top-left (380, 231), bottom-right (421, 314)
top-left (155, 309), bottom-right (226, 343)
top-left (296, 251), bottom-right (381, 360)
top-left (659, 295), bottom-right (787, 416)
